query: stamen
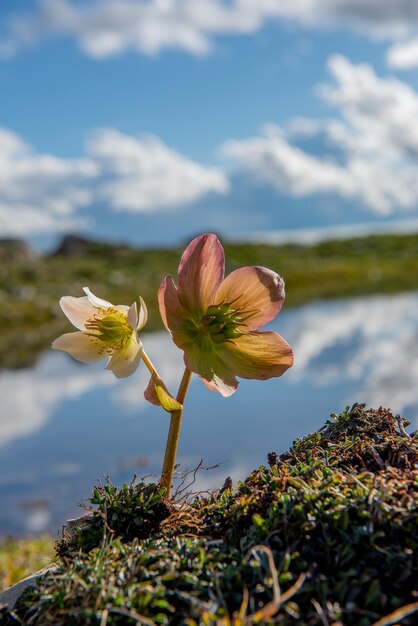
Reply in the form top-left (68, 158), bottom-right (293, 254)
top-left (85, 308), bottom-right (133, 348)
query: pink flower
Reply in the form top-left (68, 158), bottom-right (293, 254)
top-left (158, 234), bottom-right (293, 396)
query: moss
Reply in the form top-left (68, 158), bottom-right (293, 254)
top-left (4, 405), bottom-right (418, 625)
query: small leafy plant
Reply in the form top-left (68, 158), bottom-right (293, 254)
top-left (52, 234), bottom-right (293, 495)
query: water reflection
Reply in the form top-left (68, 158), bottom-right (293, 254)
top-left (1, 292), bottom-right (417, 537)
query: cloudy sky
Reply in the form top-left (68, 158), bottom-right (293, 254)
top-left (2, 0), bottom-right (418, 248)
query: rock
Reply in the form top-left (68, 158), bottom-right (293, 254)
top-left (0, 514), bottom-right (91, 611)
top-left (52, 234), bottom-right (94, 257)
top-left (0, 563), bottom-right (59, 611)
top-left (0, 239), bottom-right (38, 263)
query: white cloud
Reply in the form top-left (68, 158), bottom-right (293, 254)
top-left (222, 125), bottom-right (354, 198)
top-left (0, 127), bottom-right (229, 237)
top-left (87, 128), bottom-right (229, 212)
top-left (283, 292), bottom-right (418, 426)
top-left (0, 128), bottom-right (98, 237)
top-left (3, 0), bottom-right (418, 60)
top-left (0, 352), bottom-right (115, 447)
top-left (221, 56), bottom-right (418, 215)
top-left (0, 331), bottom-right (183, 449)
top-left (4, 56), bottom-right (418, 237)
top-left (387, 38), bottom-right (418, 69)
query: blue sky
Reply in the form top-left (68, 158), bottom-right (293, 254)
top-left (2, 0), bottom-right (418, 248)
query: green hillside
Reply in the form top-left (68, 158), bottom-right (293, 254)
top-left (1, 233), bottom-right (417, 369)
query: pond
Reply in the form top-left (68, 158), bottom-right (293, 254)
top-left (1, 291), bottom-right (417, 538)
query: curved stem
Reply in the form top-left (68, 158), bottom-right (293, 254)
top-left (141, 348), bottom-right (161, 381)
top-left (160, 367), bottom-right (193, 496)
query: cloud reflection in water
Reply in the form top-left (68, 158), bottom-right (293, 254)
top-left (0, 292), bottom-right (417, 536)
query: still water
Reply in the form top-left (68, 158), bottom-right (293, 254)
top-left (1, 292), bottom-right (417, 537)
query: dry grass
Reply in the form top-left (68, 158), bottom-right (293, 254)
top-left (0, 534), bottom-right (55, 592)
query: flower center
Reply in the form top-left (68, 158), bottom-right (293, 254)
top-left (200, 303), bottom-right (243, 344)
top-left (85, 308), bottom-right (133, 349)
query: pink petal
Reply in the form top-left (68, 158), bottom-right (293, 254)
top-left (177, 234), bottom-right (225, 314)
top-left (144, 377), bottom-right (160, 406)
top-left (60, 296), bottom-right (96, 331)
top-left (214, 266), bottom-right (285, 330)
top-left (218, 331), bottom-right (293, 380)
top-left (158, 275), bottom-right (190, 339)
top-left (51, 332), bottom-right (107, 363)
top-left (182, 339), bottom-right (238, 397)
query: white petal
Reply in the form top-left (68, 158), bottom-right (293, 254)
top-left (51, 332), bottom-right (107, 363)
top-left (137, 296), bottom-right (148, 330)
top-left (106, 335), bottom-right (142, 378)
top-left (127, 302), bottom-right (138, 330)
top-left (115, 305), bottom-right (130, 314)
top-left (60, 296), bottom-right (96, 330)
top-left (83, 287), bottom-right (112, 309)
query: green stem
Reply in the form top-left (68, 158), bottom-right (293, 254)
top-left (160, 367), bottom-right (193, 496)
top-left (141, 348), bottom-right (161, 381)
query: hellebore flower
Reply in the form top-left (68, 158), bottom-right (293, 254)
top-left (158, 234), bottom-right (293, 396)
top-left (52, 287), bottom-right (147, 378)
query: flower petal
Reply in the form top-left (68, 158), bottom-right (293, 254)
top-left (214, 266), bottom-right (285, 330)
top-left (137, 296), bottom-right (148, 330)
top-left (127, 302), bottom-right (138, 330)
top-left (115, 305), bottom-right (130, 314)
top-left (60, 296), bottom-right (96, 331)
top-left (177, 234), bottom-right (225, 315)
top-left (182, 338), bottom-right (238, 397)
top-left (106, 335), bottom-right (142, 378)
top-left (158, 275), bottom-right (191, 339)
top-left (200, 372), bottom-right (238, 397)
top-left (83, 287), bottom-right (112, 309)
top-left (51, 332), bottom-right (107, 363)
top-left (218, 331), bottom-right (293, 380)
top-left (144, 377), bottom-right (182, 412)
top-left (144, 377), bottom-right (161, 407)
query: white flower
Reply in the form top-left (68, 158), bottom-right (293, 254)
top-left (52, 287), bottom-right (148, 378)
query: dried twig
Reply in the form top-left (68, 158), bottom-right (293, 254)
top-left (369, 601), bottom-right (418, 626)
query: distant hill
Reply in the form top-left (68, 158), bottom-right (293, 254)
top-left (0, 231), bottom-right (417, 370)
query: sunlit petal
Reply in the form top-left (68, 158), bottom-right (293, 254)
top-left (51, 332), bottom-right (107, 363)
top-left (219, 331), bottom-right (293, 380)
top-left (59, 296), bottom-right (96, 331)
top-left (215, 267), bottom-right (285, 330)
top-left (127, 302), bottom-right (138, 330)
top-left (115, 305), bottom-right (130, 314)
top-left (83, 286), bottom-right (112, 309)
top-left (199, 372), bottom-right (238, 397)
top-left (158, 275), bottom-right (190, 335)
top-left (183, 339), bottom-right (238, 397)
top-left (177, 234), bottom-right (225, 314)
top-left (158, 233), bottom-right (293, 396)
top-left (106, 335), bottom-right (142, 378)
top-left (137, 296), bottom-right (148, 330)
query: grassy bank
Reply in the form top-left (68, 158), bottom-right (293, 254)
top-left (0, 535), bottom-right (55, 591)
top-left (2, 405), bottom-right (417, 625)
top-left (1, 233), bottom-right (418, 369)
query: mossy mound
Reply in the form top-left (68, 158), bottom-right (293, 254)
top-left (3, 405), bottom-right (418, 625)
